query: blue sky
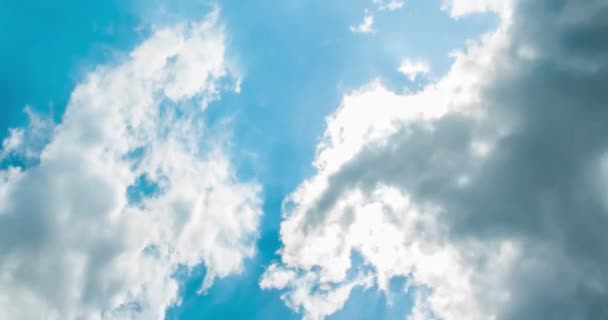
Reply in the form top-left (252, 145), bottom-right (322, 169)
top-left (0, 0), bottom-right (496, 319)
top-left (0, 1), bottom-right (495, 319)
top-left (163, 2), bottom-right (494, 319)
top-left (7, 0), bottom-right (608, 320)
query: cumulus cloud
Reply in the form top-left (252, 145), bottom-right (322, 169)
top-left (0, 11), bottom-right (261, 320)
top-left (262, 1), bottom-right (608, 319)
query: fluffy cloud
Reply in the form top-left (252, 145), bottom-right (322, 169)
top-left (0, 106), bottom-right (54, 164)
top-left (262, 1), bottom-right (608, 319)
top-left (0, 11), bottom-right (261, 320)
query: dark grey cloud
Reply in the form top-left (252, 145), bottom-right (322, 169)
top-left (266, 1), bottom-right (608, 319)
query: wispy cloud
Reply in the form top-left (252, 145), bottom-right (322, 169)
top-left (351, 0), bottom-right (406, 34)
top-left (398, 58), bottom-right (431, 81)
top-left (350, 12), bottom-right (375, 34)
top-left (374, 0), bottom-right (405, 11)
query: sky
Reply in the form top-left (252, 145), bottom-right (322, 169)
top-left (1, 0), bottom-right (607, 320)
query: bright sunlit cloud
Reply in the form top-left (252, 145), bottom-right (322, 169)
top-left (3, 1), bottom-right (607, 320)
top-left (0, 11), bottom-right (261, 319)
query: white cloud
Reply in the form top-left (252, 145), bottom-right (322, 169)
top-left (0, 10), bottom-right (261, 320)
top-left (351, 0), bottom-right (405, 34)
top-left (263, 0), bottom-right (608, 319)
top-left (373, 0), bottom-right (405, 12)
top-left (441, 0), bottom-right (512, 19)
top-left (0, 106), bottom-right (54, 163)
top-left (262, 20), bottom-right (505, 319)
top-left (398, 58), bottom-right (431, 81)
top-left (261, 263), bottom-right (374, 320)
top-left (350, 13), bottom-right (375, 34)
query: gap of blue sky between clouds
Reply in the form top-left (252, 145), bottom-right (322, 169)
top-left (0, 1), bottom-right (499, 319)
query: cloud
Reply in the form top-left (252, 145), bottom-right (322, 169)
top-left (0, 11), bottom-right (262, 320)
top-left (351, 1), bottom-right (405, 35)
top-left (0, 106), bottom-right (54, 165)
top-left (373, 0), bottom-right (405, 12)
top-left (350, 12), bottom-right (375, 34)
top-left (262, 0), bottom-right (608, 319)
top-left (399, 58), bottom-right (431, 81)
top-left (441, 0), bottom-right (512, 19)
